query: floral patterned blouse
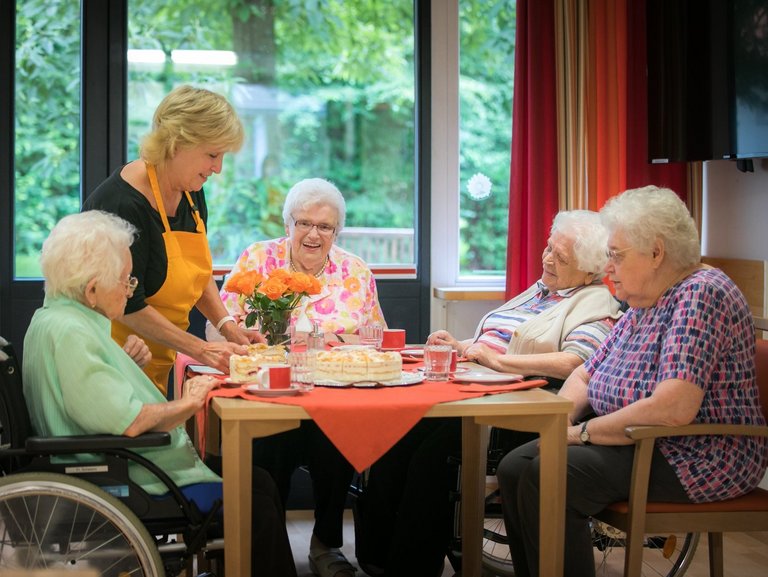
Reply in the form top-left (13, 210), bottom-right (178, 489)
top-left (584, 268), bottom-right (767, 503)
top-left (220, 237), bottom-right (386, 335)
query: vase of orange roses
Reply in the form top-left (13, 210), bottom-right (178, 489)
top-left (224, 268), bottom-right (322, 346)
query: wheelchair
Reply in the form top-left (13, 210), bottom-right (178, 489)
top-left (0, 336), bottom-right (223, 577)
top-left (448, 425), bottom-right (700, 577)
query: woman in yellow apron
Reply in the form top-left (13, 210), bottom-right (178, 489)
top-left (83, 86), bottom-right (260, 394)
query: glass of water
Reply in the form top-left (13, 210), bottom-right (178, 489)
top-left (358, 322), bottom-right (384, 350)
top-left (288, 351), bottom-right (316, 389)
top-left (423, 344), bottom-right (453, 381)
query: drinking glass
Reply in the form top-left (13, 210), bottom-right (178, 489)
top-left (423, 344), bottom-right (453, 381)
top-left (288, 351), bottom-right (316, 389)
top-left (359, 323), bottom-right (384, 350)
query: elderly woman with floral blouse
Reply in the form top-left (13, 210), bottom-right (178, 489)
top-left (213, 177), bottom-right (385, 577)
top-left (497, 186), bottom-right (768, 577)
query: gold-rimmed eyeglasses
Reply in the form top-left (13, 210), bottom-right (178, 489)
top-left (605, 247), bottom-right (633, 264)
top-left (293, 218), bottom-right (336, 236)
top-left (122, 275), bottom-right (139, 296)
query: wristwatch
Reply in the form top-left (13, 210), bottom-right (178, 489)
top-left (579, 421), bottom-right (591, 445)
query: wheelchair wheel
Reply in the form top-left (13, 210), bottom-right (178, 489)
top-left (591, 519), bottom-right (700, 577)
top-left (0, 472), bottom-right (165, 577)
top-left (473, 489), bottom-right (699, 577)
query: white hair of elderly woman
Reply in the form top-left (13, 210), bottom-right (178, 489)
top-left (551, 209), bottom-right (609, 278)
top-left (600, 185), bottom-right (700, 269)
top-left (281, 177), bottom-right (347, 234)
top-left (41, 210), bottom-right (137, 301)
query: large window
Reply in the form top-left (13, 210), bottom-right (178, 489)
top-left (14, 0), bottom-right (81, 278)
top-left (127, 0), bottom-right (416, 269)
top-left (458, 0), bottom-right (514, 279)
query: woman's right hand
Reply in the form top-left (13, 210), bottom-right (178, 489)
top-left (182, 375), bottom-right (219, 410)
top-left (197, 341), bottom-right (248, 374)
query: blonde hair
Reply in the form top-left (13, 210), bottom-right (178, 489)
top-left (600, 185), bottom-right (700, 268)
top-left (41, 211), bottom-right (136, 300)
top-left (140, 85), bottom-right (244, 165)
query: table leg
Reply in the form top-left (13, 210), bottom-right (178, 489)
top-left (461, 417), bottom-right (487, 577)
top-left (537, 413), bottom-right (567, 577)
top-left (220, 419), bottom-right (301, 577)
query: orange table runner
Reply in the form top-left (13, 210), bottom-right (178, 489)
top-left (199, 377), bottom-right (547, 472)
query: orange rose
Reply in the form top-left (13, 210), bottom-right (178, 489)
top-left (287, 272), bottom-right (316, 294)
top-left (259, 276), bottom-right (288, 300)
top-left (225, 270), bottom-right (263, 295)
top-left (269, 268), bottom-right (291, 282)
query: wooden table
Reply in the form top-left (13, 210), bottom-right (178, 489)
top-left (212, 388), bottom-right (571, 577)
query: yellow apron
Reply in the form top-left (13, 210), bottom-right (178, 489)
top-left (112, 164), bottom-right (212, 394)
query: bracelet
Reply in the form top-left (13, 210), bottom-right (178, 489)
top-left (215, 315), bottom-right (236, 332)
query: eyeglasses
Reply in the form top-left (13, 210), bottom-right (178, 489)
top-left (605, 247), bottom-right (633, 264)
top-left (122, 276), bottom-right (139, 296)
top-left (292, 219), bottom-right (336, 236)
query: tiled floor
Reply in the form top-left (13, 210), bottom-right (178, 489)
top-left (286, 508), bottom-right (768, 577)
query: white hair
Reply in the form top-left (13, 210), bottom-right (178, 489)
top-left (600, 185), bottom-right (700, 268)
top-left (551, 210), bottom-right (609, 278)
top-left (282, 178), bottom-right (346, 234)
top-left (41, 211), bottom-right (136, 300)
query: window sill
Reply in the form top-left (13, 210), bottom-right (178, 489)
top-left (433, 287), bottom-right (505, 301)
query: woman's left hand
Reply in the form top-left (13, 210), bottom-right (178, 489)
top-left (463, 342), bottom-right (498, 368)
top-left (123, 334), bottom-right (152, 368)
top-left (219, 321), bottom-right (265, 345)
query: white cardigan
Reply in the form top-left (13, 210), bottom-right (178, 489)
top-left (470, 282), bottom-right (623, 355)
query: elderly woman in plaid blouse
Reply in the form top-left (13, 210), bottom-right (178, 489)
top-left (497, 185), bottom-right (768, 577)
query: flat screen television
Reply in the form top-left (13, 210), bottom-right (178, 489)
top-left (647, 0), bottom-right (768, 163)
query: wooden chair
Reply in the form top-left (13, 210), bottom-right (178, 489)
top-left (592, 339), bottom-right (768, 577)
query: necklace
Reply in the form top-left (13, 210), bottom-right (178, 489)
top-left (290, 255), bottom-right (329, 278)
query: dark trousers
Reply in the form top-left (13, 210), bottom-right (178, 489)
top-left (355, 417), bottom-right (461, 577)
top-left (252, 420), bottom-right (354, 548)
top-left (496, 439), bottom-right (691, 577)
top-left (195, 463), bottom-right (297, 577)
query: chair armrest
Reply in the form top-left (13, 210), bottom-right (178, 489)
top-left (25, 432), bottom-right (171, 453)
top-left (624, 423), bottom-right (768, 441)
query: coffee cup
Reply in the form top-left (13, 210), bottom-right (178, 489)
top-left (381, 328), bottom-right (406, 350)
top-left (255, 363), bottom-right (291, 389)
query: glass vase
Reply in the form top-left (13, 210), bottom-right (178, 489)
top-left (259, 309), bottom-right (292, 346)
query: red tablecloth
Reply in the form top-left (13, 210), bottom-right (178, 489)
top-left (198, 376), bottom-right (547, 472)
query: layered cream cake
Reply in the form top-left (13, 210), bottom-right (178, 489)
top-left (314, 348), bottom-right (402, 383)
top-left (228, 344), bottom-right (287, 383)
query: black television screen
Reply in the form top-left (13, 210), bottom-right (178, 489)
top-left (647, 0), bottom-right (768, 162)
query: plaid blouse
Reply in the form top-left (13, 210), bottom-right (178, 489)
top-left (585, 268), bottom-right (767, 502)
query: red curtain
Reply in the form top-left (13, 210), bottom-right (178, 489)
top-left (505, 0), bottom-right (560, 300)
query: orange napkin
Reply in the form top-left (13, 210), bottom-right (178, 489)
top-left (456, 379), bottom-right (547, 393)
top-left (197, 380), bottom-right (542, 472)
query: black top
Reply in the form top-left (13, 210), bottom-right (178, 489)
top-left (83, 166), bottom-right (208, 314)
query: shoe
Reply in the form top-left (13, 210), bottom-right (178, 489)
top-left (357, 560), bottom-right (385, 577)
top-left (308, 549), bottom-right (357, 577)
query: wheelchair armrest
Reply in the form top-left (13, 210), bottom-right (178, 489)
top-left (25, 432), bottom-right (171, 453)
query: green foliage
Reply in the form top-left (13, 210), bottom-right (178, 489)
top-left (13, 0), bottom-right (515, 276)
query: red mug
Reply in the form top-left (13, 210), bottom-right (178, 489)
top-left (256, 363), bottom-right (291, 389)
top-left (381, 328), bottom-right (406, 350)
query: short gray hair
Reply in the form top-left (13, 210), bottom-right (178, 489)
top-left (551, 210), bottom-right (609, 278)
top-left (282, 178), bottom-right (347, 234)
top-left (41, 211), bottom-right (137, 300)
top-left (600, 185), bottom-right (700, 268)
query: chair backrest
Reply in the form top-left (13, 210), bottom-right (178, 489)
top-left (0, 337), bottom-right (34, 454)
top-left (755, 339), bottom-right (768, 422)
